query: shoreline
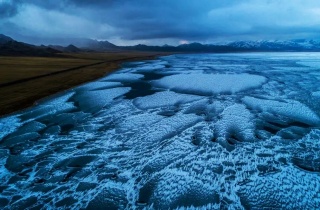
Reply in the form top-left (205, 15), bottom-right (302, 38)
top-left (0, 52), bottom-right (172, 117)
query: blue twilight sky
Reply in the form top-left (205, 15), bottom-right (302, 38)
top-left (1, 0), bottom-right (320, 46)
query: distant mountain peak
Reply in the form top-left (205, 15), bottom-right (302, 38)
top-left (0, 34), bottom-right (62, 56)
top-left (0, 34), bottom-right (14, 44)
top-left (1, 33), bottom-right (320, 56)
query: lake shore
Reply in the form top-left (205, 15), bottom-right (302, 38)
top-left (0, 51), bottom-right (171, 116)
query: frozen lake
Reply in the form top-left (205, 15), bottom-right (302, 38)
top-left (1, 53), bottom-right (320, 209)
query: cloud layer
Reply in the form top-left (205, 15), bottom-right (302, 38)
top-left (1, 0), bottom-right (320, 45)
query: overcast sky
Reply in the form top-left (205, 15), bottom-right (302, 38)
top-left (1, 0), bottom-right (320, 45)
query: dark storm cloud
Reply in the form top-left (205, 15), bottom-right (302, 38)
top-left (0, 0), bottom-right (21, 18)
top-left (1, 0), bottom-right (320, 45)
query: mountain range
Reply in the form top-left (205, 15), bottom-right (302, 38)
top-left (1, 34), bottom-right (320, 56)
top-left (0, 34), bottom-right (62, 56)
top-left (122, 39), bottom-right (320, 52)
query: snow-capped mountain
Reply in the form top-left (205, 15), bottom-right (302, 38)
top-left (1, 33), bottom-right (320, 55)
top-left (227, 39), bottom-right (320, 51)
top-left (124, 39), bottom-right (320, 52)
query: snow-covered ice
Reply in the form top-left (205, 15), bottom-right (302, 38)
top-left (215, 104), bottom-right (256, 142)
top-left (133, 91), bottom-right (203, 109)
top-left (153, 73), bottom-right (266, 95)
top-left (242, 96), bottom-right (320, 126)
top-left (1, 53), bottom-right (320, 209)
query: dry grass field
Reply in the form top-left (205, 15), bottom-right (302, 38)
top-left (0, 57), bottom-right (98, 85)
top-left (0, 52), bottom-right (170, 116)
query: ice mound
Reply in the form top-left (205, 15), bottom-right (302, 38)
top-left (73, 87), bottom-right (131, 113)
top-left (238, 167), bottom-right (320, 209)
top-left (184, 99), bottom-right (224, 121)
top-left (2, 132), bottom-right (40, 147)
top-left (102, 73), bottom-right (144, 82)
top-left (153, 73), bottom-right (266, 95)
top-left (8, 121), bottom-right (46, 137)
top-left (146, 169), bottom-right (219, 209)
top-left (215, 104), bottom-right (256, 142)
top-left (243, 96), bottom-right (320, 126)
top-left (133, 91), bottom-right (203, 110)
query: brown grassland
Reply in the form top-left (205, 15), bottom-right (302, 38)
top-left (0, 51), bottom-right (170, 116)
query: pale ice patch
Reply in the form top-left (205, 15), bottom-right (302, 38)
top-left (73, 87), bottom-right (131, 113)
top-left (39, 92), bottom-right (74, 105)
top-left (297, 61), bottom-right (320, 68)
top-left (21, 93), bottom-right (77, 121)
top-left (242, 96), bottom-right (320, 126)
top-left (270, 66), bottom-right (314, 72)
top-left (22, 103), bottom-right (76, 122)
top-left (209, 64), bottom-right (250, 72)
top-left (0, 116), bottom-right (22, 139)
top-left (133, 91), bottom-right (203, 110)
top-left (75, 81), bottom-right (122, 91)
top-left (102, 73), bottom-right (144, 82)
top-left (312, 91), bottom-right (320, 97)
top-left (135, 64), bottom-right (166, 72)
top-left (153, 74), bottom-right (266, 95)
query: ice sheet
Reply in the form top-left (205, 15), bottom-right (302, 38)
top-left (75, 81), bottom-right (122, 91)
top-left (73, 87), bottom-right (131, 113)
top-left (153, 73), bottom-right (267, 95)
top-left (1, 53), bottom-right (320, 209)
top-left (102, 73), bottom-right (144, 82)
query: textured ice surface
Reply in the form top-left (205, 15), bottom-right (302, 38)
top-left (1, 53), bottom-right (320, 209)
top-left (243, 96), bottom-right (320, 126)
top-left (133, 91), bottom-right (203, 109)
top-left (215, 104), bottom-right (256, 142)
top-left (153, 73), bottom-right (266, 95)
